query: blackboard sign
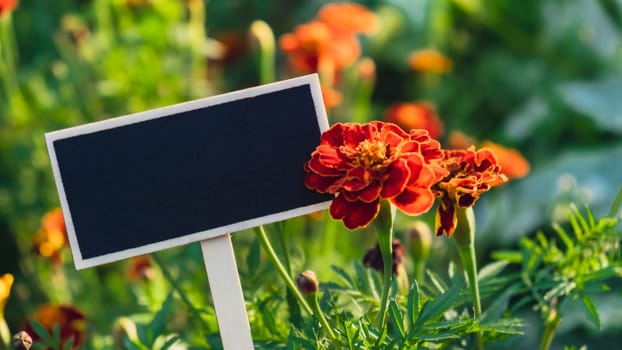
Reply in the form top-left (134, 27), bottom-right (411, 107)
top-left (46, 74), bottom-right (332, 269)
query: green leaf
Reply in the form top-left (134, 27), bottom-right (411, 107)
top-left (491, 250), bottom-right (522, 263)
top-left (413, 332), bottom-right (460, 341)
top-left (478, 318), bottom-right (526, 335)
top-left (29, 320), bottom-right (53, 343)
top-left (480, 285), bottom-right (517, 324)
top-left (373, 322), bottom-right (389, 349)
top-left (52, 324), bottom-right (61, 345)
top-left (149, 292), bottom-right (175, 344)
top-left (331, 265), bottom-right (356, 289)
top-left (552, 223), bottom-right (574, 252)
top-left (543, 281), bottom-right (576, 302)
top-left (416, 282), bottom-right (463, 326)
top-left (425, 270), bottom-right (448, 294)
top-left (354, 261), bottom-right (374, 297)
top-left (580, 294), bottom-right (602, 329)
top-left (388, 299), bottom-right (405, 340)
top-left (62, 337), bottom-right (75, 350)
top-left (246, 238), bottom-right (261, 279)
top-left (478, 261), bottom-right (509, 281)
top-left (407, 280), bottom-right (420, 328)
top-left (159, 335), bottom-right (181, 350)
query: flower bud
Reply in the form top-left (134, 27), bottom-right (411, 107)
top-left (363, 239), bottom-right (405, 275)
top-left (405, 221), bottom-right (432, 263)
top-left (296, 270), bottom-right (319, 295)
top-left (12, 331), bottom-right (33, 350)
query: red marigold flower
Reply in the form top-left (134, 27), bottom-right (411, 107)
top-left (433, 147), bottom-right (507, 236)
top-left (384, 102), bottom-right (444, 139)
top-left (0, 0), bottom-right (18, 17)
top-left (26, 304), bottom-right (86, 349)
top-left (305, 121), bottom-right (447, 229)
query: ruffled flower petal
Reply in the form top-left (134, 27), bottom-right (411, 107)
top-left (330, 194), bottom-right (380, 229)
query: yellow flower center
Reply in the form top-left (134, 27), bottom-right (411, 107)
top-left (354, 139), bottom-right (389, 169)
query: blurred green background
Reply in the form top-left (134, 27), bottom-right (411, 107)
top-left (1, 0), bottom-right (621, 348)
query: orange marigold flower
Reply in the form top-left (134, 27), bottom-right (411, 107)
top-left (433, 147), bottom-right (507, 236)
top-left (317, 2), bottom-right (377, 34)
top-left (280, 20), bottom-right (360, 75)
top-left (32, 208), bottom-right (67, 265)
top-left (384, 102), bottom-right (444, 139)
top-left (0, 273), bottom-right (14, 316)
top-left (304, 121), bottom-right (447, 229)
top-left (408, 49), bottom-right (453, 74)
top-left (0, 0), bottom-right (18, 17)
top-left (481, 141), bottom-right (530, 181)
top-left (321, 85), bottom-right (343, 111)
top-left (26, 304), bottom-right (86, 349)
top-left (126, 255), bottom-right (154, 281)
top-left (447, 130), bottom-right (476, 149)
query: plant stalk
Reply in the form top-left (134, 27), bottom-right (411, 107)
top-left (249, 20), bottom-right (275, 85)
top-left (0, 317), bottom-right (10, 350)
top-left (373, 200), bottom-right (396, 329)
top-left (253, 226), bottom-right (313, 315)
top-left (305, 293), bottom-right (337, 342)
top-left (539, 307), bottom-right (561, 350)
top-left (454, 207), bottom-right (484, 350)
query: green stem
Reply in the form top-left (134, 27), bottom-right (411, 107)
top-left (305, 293), bottom-right (337, 342)
top-left (151, 254), bottom-right (211, 332)
top-left (608, 184), bottom-right (622, 218)
top-left (454, 207), bottom-right (484, 350)
top-left (539, 308), bottom-right (561, 350)
top-left (249, 20), bottom-right (275, 85)
top-left (253, 226), bottom-right (313, 315)
top-left (412, 261), bottom-right (425, 286)
top-left (377, 233), bottom-right (393, 328)
top-left (373, 200), bottom-right (395, 329)
top-left (0, 317), bottom-right (10, 350)
top-left (275, 222), bottom-right (292, 274)
top-left (0, 14), bottom-right (17, 102)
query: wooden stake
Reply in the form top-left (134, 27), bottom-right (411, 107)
top-left (201, 234), bottom-right (254, 349)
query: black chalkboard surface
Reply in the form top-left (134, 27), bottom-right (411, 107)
top-left (46, 75), bottom-right (332, 269)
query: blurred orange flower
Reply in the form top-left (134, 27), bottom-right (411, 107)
top-left (433, 147), bottom-right (507, 236)
top-left (447, 130), bottom-right (476, 149)
top-left (481, 141), bottom-right (530, 181)
top-left (447, 131), bottom-right (530, 182)
top-left (280, 20), bottom-right (360, 75)
top-left (384, 102), bottom-right (444, 139)
top-left (317, 2), bottom-right (377, 35)
top-left (321, 86), bottom-right (343, 111)
top-left (32, 208), bottom-right (67, 265)
top-left (0, 273), bottom-right (13, 316)
top-left (127, 255), bottom-right (154, 281)
top-left (408, 49), bottom-right (453, 74)
top-left (304, 121), bottom-right (447, 229)
top-left (0, 0), bottom-right (18, 17)
top-left (280, 2), bottom-right (376, 111)
top-left (26, 304), bottom-right (86, 349)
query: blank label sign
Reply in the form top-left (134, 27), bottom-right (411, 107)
top-left (46, 74), bottom-right (332, 269)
